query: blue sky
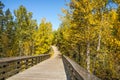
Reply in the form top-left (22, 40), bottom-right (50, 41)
top-left (1, 0), bottom-right (69, 30)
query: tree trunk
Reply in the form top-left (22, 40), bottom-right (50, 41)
top-left (86, 42), bottom-right (90, 72)
top-left (97, 33), bottom-right (101, 51)
top-left (97, 8), bottom-right (103, 51)
top-left (30, 40), bottom-right (34, 55)
top-left (19, 41), bottom-right (22, 56)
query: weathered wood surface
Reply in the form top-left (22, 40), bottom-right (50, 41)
top-left (2, 46), bottom-right (100, 80)
top-left (0, 54), bottom-right (50, 80)
top-left (62, 55), bottom-right (101, 80)
top-left (7, 46), bottom-right (67, 80)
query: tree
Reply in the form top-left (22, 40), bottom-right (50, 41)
top-left (34, 18), bottom-right (53, 55)
top-left (14, 5), bottom-right (37, 56)
top-left (0, 1), bottom-right (5, 57)
top-left (3, 9), bottom-right (15, 57)
top-left (56, 0), bottom-right (120, 79)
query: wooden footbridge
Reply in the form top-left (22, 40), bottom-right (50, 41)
top-left (0, 46), bottom-right (100, 80)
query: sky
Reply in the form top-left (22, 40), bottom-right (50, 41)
top-left (1, 0), bottom-right (69, 30)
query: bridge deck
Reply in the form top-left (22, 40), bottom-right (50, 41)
top-left (7, 46), bottom-right (67, 80)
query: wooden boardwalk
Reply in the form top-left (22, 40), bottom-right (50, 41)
top-left (7, 46), bottom-right (67, 80)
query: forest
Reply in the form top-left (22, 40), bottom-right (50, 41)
top-left (54, 0), bottom-right (120, 79)
top-left (0, 0), bottom-right (120, 80)
top-left (0, 1), bottom-right (53, 57)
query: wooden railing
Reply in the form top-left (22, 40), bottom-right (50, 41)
top-left (62, 55), bottom-right (101, 80)
top-left (0, 54), bottom-right (50, 80)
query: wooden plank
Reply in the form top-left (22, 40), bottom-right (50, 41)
top-left (7, 46), bottom-right (67, 80)
top-left (63, 55), bottom-right (101, 80)
top-left (0, 54), bottom-right (50, 79)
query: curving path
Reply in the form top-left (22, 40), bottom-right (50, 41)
top-left (7, 46), bottom-right (67, 80)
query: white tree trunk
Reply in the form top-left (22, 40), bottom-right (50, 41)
top-left (19, 44), bottom-right (21, 56)
top-left (97, 8), bottom-right (103, 51)
top-left (19, 41), bottom-right (22, 56)
top-left (97, 34), bottom-right (101, 51)
top-left (86, 42), bottom-right (90, 72)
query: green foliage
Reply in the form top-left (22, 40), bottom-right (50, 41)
top-left (0, 1), bottom-right (5, 57)
top-left (0, 2), bottom-right (53, 57)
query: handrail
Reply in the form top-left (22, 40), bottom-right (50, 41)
top-left (0, 54), bottom-right (50, 80)
top-left (62, 55), bottom-right (101, 80)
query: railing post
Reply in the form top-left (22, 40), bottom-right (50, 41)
top-left (25, 59), bottom-right (28, 69)
top-left (16, 61), bottom-right (20, 73)
top-left (1, 64), bottom-right (7, 80)
top-left (35, 57), bottom-right (37, 64)
top-left (38, 56), bottom-right (41, 62)
top-left (29, 58), bottom-right (32, 67)
top-left (32, 58), bottom-right (34, 66)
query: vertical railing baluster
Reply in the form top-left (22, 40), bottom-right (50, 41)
top-left (17, 61), bottom-right (20, 73)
